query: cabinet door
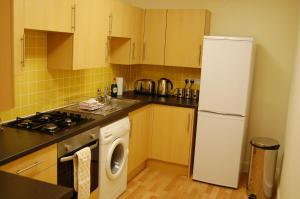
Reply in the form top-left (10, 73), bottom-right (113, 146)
top-left (109, 6), bottom-right (144, 65)
top-left (150, 105), bottom-right (194, 165)
top-left (0, 0), bottom-right (14, 110)
top-left (165, 10), bottom-right (210, 68)
top-left (130, 7), bottom-right (144, 65)
top-left (73, 0), bottom-right (109, 69)
top-left (109, 0), bottom-right (132, 38)
top-left (142, 10), bottom-right (167, 65)
top-left (128, 105), bottom-right (152, 174)
top-left (24, 0), bottom-right (73, 33)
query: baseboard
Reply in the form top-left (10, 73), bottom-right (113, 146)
top-left (146, 159), bottom-right (189, 176)
top-left (127, 161), bottom-right (147, 182)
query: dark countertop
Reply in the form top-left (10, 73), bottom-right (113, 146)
top-left (0, 91), bottom-right (198, 166)
top-left (0, 171), bottom-right (73, 199)
top-left (121, 91), bottom-right (199, 108)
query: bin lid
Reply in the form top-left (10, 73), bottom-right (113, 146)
top-left (250, 137), bottom-right (280, 150)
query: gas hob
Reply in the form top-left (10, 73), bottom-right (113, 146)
top-left (4, 111), bottom-right (93, 135)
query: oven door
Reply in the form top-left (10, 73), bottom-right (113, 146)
top-left (57, 140), bottom-right (99, 198)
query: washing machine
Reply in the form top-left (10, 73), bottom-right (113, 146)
top-left (99, 117), bottom-right (130, 199)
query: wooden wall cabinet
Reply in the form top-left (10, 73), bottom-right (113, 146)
top-left (165, 10), bottom-right (211, 68)
top-left (0, 0), bottom-right (24, 110)
top-left (128, 105), bottom-right (153, 176)
top-left (142, 10), bottom-right (167, 65)
top-left (24, 0), bottom-right (73, 33)
top-left (129, 7), bottom-right (144, 65)
top-left (47, 0), bottom-right (109, 70)
top-left (150, 105), bottom-right (194, 166)
top-left (109, 5), bottom-right (144, 65)
top-left (0, 144), bottom-right (58, 185)
top-left (109, 0), bottom-right (132, 38)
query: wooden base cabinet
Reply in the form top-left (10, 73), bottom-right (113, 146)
top-left (127, 104), bottom-right (195, 180)
top-left (127, 105), bottom-right (153, 178)
top-left (0, 144), bottom-right (58, 185)
top-left (150, 105), bottom-right (194, 166)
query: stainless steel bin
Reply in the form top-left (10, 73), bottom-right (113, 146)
top-left (247, 137), bottom-right (280, 199)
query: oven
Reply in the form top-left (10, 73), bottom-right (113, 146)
top-left (57, 127), bottom-right (99, 198)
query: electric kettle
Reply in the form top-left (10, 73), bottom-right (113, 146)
top-left (157, 78), bottom-right (173, 96)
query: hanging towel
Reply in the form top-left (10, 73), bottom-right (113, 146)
top-left (73, 147), bottom-right (91, 199)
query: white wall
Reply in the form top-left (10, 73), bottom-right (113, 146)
top-left (123, 0), bottom-right (299, 169)
top-left (278, 7), bottom-right (300, 198)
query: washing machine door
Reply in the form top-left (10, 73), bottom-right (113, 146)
top-left (105, 138), bottom-right (128, 180)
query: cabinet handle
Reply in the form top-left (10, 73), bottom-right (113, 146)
top-left (109, 14), bottom-right (113, 35)
top-left (199, 45), bottom-right (202, 66)
top-left (142, 42), bottom-right (146, 61)
top-left (16, 161), bottom-right (43, 175)
top-left (20, 34), bottom-right (25, 66)
top-left (107, 38), bottom-right (111, 61)
top-left (129, 118), bottom-right (133, 138)
top-left (132, 42), bottom-right (136, 61)
top-left (187, 113), bottom-right (191, 133)
top-left (105, 41), bottom-right (108, 61)
top-left (72, 5), bottom-right (76, 31)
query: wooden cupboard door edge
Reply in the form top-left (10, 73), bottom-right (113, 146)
top-left (204, 10), bottom-right (211, 35)
top-left (187, 110), bottom-right (195, 178)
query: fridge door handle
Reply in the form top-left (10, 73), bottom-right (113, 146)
top-left (199, 110), bottom-right (244, 117)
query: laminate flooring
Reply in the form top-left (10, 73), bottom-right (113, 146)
top-left (119, 168), bottom-right (248, 199)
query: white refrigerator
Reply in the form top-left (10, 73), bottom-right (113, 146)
top-left (193, 36), bottom-right (255, 188)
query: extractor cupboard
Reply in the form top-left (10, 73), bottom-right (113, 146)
top-left (24, 0), bottom-right (73, 33)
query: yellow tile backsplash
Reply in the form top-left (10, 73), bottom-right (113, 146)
top-left (128, 65), bottom-right (201, 90)
top-left (0, 30), bottom-right (200, 122)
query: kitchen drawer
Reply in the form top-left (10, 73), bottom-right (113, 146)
top-left (0, 144), bottom-right (57, 178)
top-left (32, 165), bottom-right (57, 185)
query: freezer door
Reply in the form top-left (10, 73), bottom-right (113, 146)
top-left (198, 38), bottom-right (254, 116)
top-left (193, 111), bottom-right (246, 188)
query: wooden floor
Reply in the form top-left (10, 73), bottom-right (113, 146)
top-left (119, 168), bottom-right (248, 199)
